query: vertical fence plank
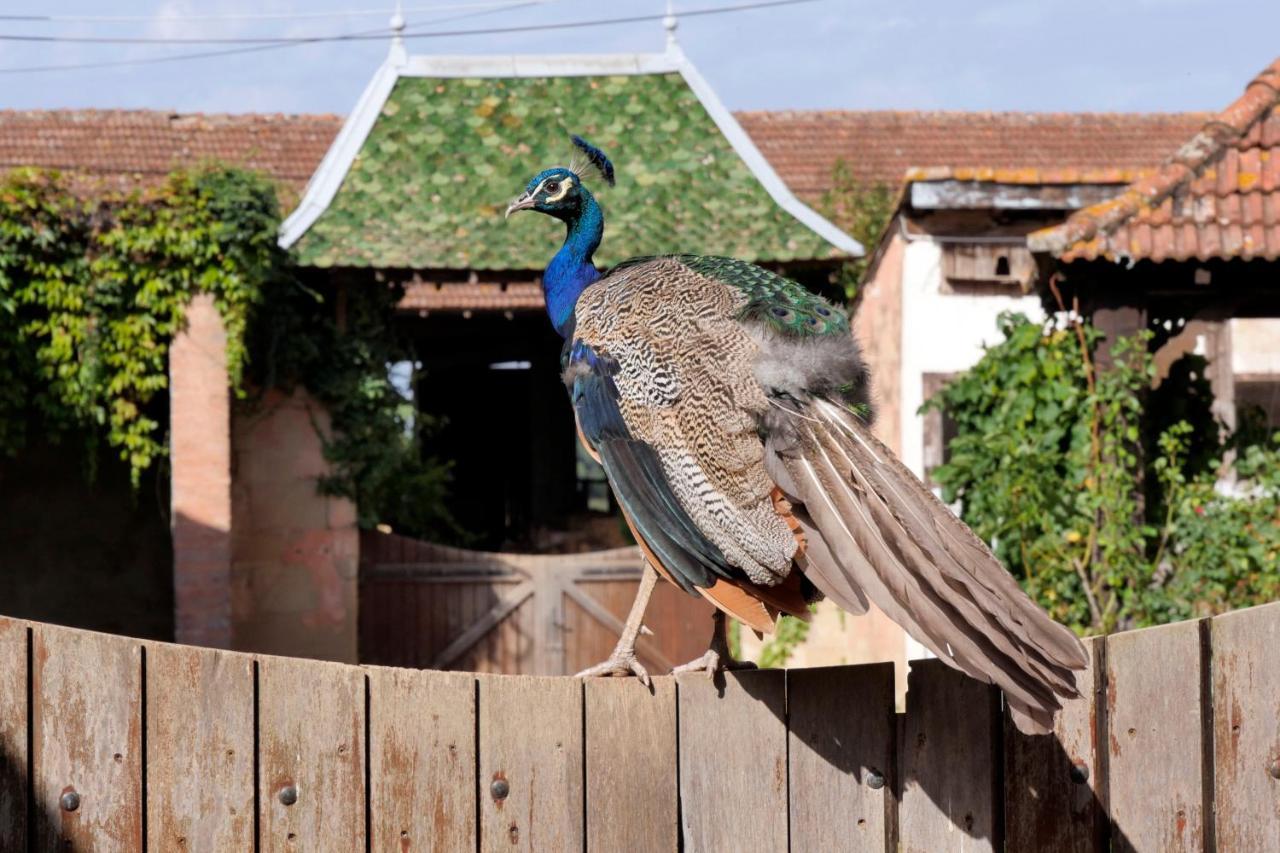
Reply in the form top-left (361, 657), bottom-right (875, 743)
top-left (258, 655), bottom-right (365, 852)
top-left (678, 669), bottom-right (788, 853)
top-left (1004, 636), bottom-right (1106, 853)
top-left (146, 642), bottom-right (255, 850)
top-left (1211, 602), bottom-right (1280, 851)
top-left (900, 659), bottom-right (1000, 853)
top-left (32, 623), bottom-right (142, 851)
top-left (585, 677), bottom-right (678, 853)
top-left (368, 666), bottom-right (476, 852)
top-left (787, 664), bottom-right (895, 852)
top-left (0, 617), bottom-right (27, 853)
top-left (1106, 619), bottom-right (1205, 851)
top-left (478, 674), bottom-right (583, 851)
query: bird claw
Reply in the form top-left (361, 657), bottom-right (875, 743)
top-left (671, 649), bottom-right (757, 679)
top-left (575, 652), bottom-right (651, 688)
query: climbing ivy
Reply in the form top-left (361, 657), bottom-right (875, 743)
top-left (0, 168), bottom-right (269, 481)
top-left (0, 166), bottom-right (456, 540)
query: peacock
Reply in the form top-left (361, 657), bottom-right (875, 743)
top-left (505, 136), bottom-right (1086, 732)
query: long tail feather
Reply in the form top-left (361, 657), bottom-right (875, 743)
top-left (769, 397), bottom-right (1087, 732)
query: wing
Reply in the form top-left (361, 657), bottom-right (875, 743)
top-left (565, 337), bottom-right (731, 593)
top-left (567, 258), bottom-right (813, 630)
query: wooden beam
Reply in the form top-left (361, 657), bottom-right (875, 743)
top-left (429, 580), bottom-right (535, 670)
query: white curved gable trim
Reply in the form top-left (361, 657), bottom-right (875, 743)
top-left (278, 48), bottom-right (863, 258)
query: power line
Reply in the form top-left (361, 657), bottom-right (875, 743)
top-left (0, 2), bottom-right (543, 75)
top-left (0, 2), bottom-right (553, 24)
top-left (0, 0), bottom-right (819, 46)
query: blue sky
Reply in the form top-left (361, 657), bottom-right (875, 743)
top-left (0, 1), bottom-right (1275, 115)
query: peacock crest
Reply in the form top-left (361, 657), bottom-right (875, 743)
top-left (569, 135), bottom-right (616, 187)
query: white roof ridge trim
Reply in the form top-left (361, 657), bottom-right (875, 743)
top-left (279, 48), bottom-right (863, 258)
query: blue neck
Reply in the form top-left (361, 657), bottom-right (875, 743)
top-left (542, 190), bottom-right (603, 337)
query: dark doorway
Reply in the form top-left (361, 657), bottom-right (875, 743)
top-left (405, 311), bottom-right (623, 552)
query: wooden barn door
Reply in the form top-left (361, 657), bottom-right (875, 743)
top-left (359, 532), bottom-right (713, 675)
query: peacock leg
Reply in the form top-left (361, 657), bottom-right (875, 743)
top-left (574, 560), bottom-right (658, 687)
top-left (671, 610), bottom-right (758, 678)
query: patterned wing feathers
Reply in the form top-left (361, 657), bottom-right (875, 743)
top-left (574, 258), bottom-right (799, 590)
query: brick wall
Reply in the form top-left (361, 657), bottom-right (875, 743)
top-left (169, 293), bottom-right (233, 647)
top-left (857, 232), bottom-right (905, 455)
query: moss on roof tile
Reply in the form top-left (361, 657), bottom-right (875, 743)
top-left (293, 72), bottom-right (842, 269)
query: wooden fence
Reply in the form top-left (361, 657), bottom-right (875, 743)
top-left (0, 601), bottom-right (1277, 851)
top-left (358, 531), bottom-right (714, 675)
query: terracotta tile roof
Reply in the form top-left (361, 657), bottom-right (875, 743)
top-left (0, 109), bottom-right (341, 195)
top-left (400, 281), bottom-right (544, 312)
top-left (735, 111), bottom-right (1207, 200)
top-left (1029, 58), bottom-right (1280, 263)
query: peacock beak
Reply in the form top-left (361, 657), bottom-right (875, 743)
top-left (505, 193), bottom-right (535, 219)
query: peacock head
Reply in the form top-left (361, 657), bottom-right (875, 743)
top-left (505, 135), bottom-right (615, 223)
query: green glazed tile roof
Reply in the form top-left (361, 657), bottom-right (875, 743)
top-left (292, 72), bottom-right (845, 269)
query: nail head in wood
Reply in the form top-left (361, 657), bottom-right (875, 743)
top-left (864, 768), bottom-right (885, 790)
top-left (1268, 758), bottom-right (1280, 781)
top-left (60, 790), bottom-right (80, 812)
top-left (278, 784), bottom-right (298, 806)
top-left (1070, 763), bottom-right (1090, 784)
top-left (491, 778), bottom-right (510, 800)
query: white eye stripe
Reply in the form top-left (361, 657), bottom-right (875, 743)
top-left (545, 175), bottom-right (573, 203)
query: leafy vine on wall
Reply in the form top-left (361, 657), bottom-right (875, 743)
top-left (0, 168), bottom-right (269, 481)
top-left (0, 166), bottom-right (456, 540)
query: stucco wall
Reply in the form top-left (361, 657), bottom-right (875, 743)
top-left (899, 239), bottom-right (1046, 477)
top-left (231, 389), bottom-right (359, 662)
top-left (1232, 319), bottom-right (1280, 375)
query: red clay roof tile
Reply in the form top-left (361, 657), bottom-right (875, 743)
top-left (735, 110), bottom-right (1206, 200)
top-left (1030, 58), bottom-right (1280, 262)
top-left (0, 109), bottom-right (342, 196)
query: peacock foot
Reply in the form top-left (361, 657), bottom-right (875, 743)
top-left (575, 647), bottom-right (651, 688)
top-left (671, 648), bottom-right (757, 679)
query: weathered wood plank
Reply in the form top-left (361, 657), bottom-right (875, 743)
top-left (478, 673), bottom-right (583, 851)
top-left (788, 663), bottom-right (896, 852)
top-left (678, 669), bottom-right (788, 853)
top-left (585, 676), bottom-right (678, 853)
top-left (1106, 619), bottom-right (1205, 851)
top-left (146, 641), bottom-right (255, 851)
top-left (0, 617), bottom-right (27, 853)
top-left (900, 659), bottom-right (1000, 853)
top-left (368, 666), bottom-right (476, 852)
top-left (258, 654), bottom-right (365, 852)
top-left (1211, 602), bottom-right (1280, 851)
top-left (1004, 636), bottom-right (1105, 853)
top-left (32, 623), bottom-right (142, 851)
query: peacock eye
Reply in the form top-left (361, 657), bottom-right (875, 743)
top-left (545, 181), bottom-right (560, 194)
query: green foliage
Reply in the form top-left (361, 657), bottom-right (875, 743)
top-left (755, 610), bottom-right (813, 669)
top-left (0, 168), bottom-right (271, 481)
top-left (245, 276), bottom-right (460, 541)
top-left (0, 166), bottom-right (456, 539)
top-left (816, 159), bottom-right (897, 300)
top-left (926, 312), bottom-right (1280, 634)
